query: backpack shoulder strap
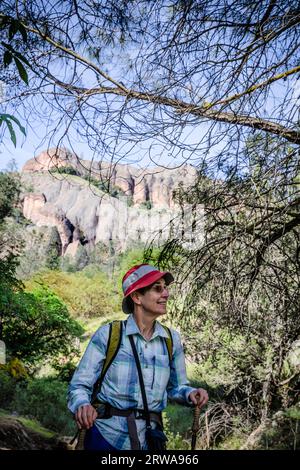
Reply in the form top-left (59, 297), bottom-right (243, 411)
top-left (102, 320), bottom-right (123, 378)
top-left (91, 320), bottom-right (123, 404)
top-left (161, 324), bottom-right (173, 365)
top-left (91, 320), bottom-right (172, 404)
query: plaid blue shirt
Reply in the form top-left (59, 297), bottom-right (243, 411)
top-left (67, 314), bottom-right (195, 450)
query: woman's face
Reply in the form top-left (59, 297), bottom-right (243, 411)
top-left (132, 278), bottom-right (170, 317)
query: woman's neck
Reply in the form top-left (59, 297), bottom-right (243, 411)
top-left (133, 312), bottom-right (157, 340)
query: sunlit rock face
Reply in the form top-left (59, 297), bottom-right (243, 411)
top-left (22, 192), bottom-right (74, 254)
top-left (20, 149), bottom-right (203, 257)
top-left (22, 148), bottom-right (198, 209)
top-left (22, 147), bottom-right (78, 173)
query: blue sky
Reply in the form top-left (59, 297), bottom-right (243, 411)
top-left (0, 125), bottom-right (93, 171)
top-left (1, 67), bottom-right (295, 174)
top-left (0, 102), bottom-right (213, 173)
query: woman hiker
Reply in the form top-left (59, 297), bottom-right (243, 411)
top-left (67, 264), bottom-right (209, 450)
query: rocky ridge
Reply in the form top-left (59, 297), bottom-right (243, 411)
top-left (20, 148), bottom-right (202, 257)
top-left (22, 147), bottom-right (198, 209)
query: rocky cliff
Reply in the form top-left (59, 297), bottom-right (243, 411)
top-left (22, 147), bottom-right (198, 209)
top-left (20, 149), bottom-right (202, 257)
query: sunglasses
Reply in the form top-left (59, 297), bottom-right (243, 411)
top-left (150, 284), bottom-right (169, 294)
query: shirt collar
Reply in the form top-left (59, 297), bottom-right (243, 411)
top-left (125, 314), bottom-right (169, 340)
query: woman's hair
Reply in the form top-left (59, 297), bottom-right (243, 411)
top-left (127, 285), bottom-right (150, 312)
top-left (126, 296), bottom-right (135, 313)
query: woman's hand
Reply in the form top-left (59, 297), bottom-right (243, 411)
top-left (75, 404), bottom-right (98, 429)
top-left (188, 388), bottom-right (209, 407)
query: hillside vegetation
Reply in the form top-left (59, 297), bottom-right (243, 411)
top-left (0, 171), bottom-right (299, 450)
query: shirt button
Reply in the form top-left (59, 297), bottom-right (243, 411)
top-left (145, 344), bottom-right (148, 349)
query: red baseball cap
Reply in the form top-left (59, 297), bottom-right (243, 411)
top-left (122, 264), bottom-right (174, 314)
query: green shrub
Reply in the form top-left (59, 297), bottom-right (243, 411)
top-left (82, 175), bottom-right (125, 198)
top-left (140, 201), bottom-right (152, 210)
top-left (51, 359), bottom-right (77, 383)
top-left (0, 369), bottom-right (17, 409)
top-left (50, 166), bottom-right (79, 176)
top-left (163, 411), bottom-right (190, 450)
top-left (261, 407), bottom-right (300, 450)
top-left (165, 403), bottom-right (193, 439)
top-left (13, 377), bottom-right (76, 435)
top-left (2, 286), bottom-right (83, 368)
top-left (25, 270), bottom-right (121, 319)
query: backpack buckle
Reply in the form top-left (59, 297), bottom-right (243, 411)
top-left (135, 409), bottom-right (146, 419)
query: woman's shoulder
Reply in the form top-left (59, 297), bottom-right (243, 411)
top-left (91, 322), bottom-right (111, 343)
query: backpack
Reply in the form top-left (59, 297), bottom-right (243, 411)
top-left (73, 320), bottom-right (174, 450)
top-left (91, 320), bottom-right (173, 404)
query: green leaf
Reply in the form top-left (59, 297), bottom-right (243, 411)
top-left (0, 15), bottom-right (11, 30)
top-left (3, 118), bottom-right (17, 147)
top-left (1, 42), bottom-right (31, 66)
top-left (18, 23), bottom-right (27, 43)
top-left (3, 50), bottom-right (12, 67)
top-left (8, 19), bottom-right (19, 40)
top-left (0, 114), bottom-right (26, 145)
top-left (2, 114), bottom-right (26, 136)
top-left (13, 56), bottom-right (28, 85)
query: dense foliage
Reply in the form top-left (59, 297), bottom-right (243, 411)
top-left (153, 135), bottom-right (300, 445)
top-left (2, 285), bottom-right (83, 368)
top-left (0, 172), bottom-right (84, 372)
top-left (1, 0), bottom-right (300, 448)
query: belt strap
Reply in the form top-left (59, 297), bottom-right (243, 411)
top-left (104, 405), bottom-right (162, 425)
top-left (101, 406), bottom-right (141, 450)
top-left (127, 412), bottom-right (140, 450)
top-left (95, 404), bottom-right (163, 450)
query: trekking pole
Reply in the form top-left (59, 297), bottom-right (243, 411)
top-left (191, 403), bottom-right (201, 450)
top-left (75, 428), bottom-right (86, 450)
